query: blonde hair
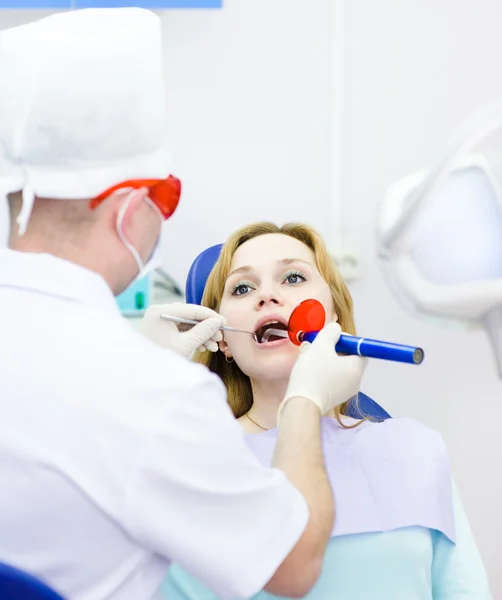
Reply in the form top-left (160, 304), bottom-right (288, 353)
top-left (195, 222), bottom-right (362, 426)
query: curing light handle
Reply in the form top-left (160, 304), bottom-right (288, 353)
top-left (300, 331), bottom-right (424, 365)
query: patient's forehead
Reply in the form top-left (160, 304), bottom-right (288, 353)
top-left (231, 234), bottom-right (314, 270)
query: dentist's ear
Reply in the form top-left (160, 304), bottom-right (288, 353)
top-left (113, 188), bottom-right (149, 232)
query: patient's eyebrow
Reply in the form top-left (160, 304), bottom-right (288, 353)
top-left (279, 258), bottom-right (312, 267)
top-left (226, 265), bottom-right (254, 279)
top-left (226, 258), bottom-right (312, 280)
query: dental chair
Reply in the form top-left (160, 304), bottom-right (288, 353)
top-left (0, 563), bottom-right (66, 600)
top-left (185, 244), bottom-right (391, 421)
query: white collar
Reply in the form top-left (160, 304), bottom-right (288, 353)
top-left (0, 248), bottom-right (120, 314)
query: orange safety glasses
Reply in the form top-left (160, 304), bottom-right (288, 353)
top-left (89, 175), bottom-right (182, 220)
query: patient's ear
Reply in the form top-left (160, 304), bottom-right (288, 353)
top-left (218, 338), bottom-right (231, 358)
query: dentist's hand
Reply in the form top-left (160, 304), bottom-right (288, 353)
top-left (278, 322), bottom-right (367, 421)
top-left (139, 303), bottom-right (226, 358)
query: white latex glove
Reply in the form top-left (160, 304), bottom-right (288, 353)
top-left (139, 303), bottom-right (227, 358)
top-left (278, 322), bottom-right (367, 421)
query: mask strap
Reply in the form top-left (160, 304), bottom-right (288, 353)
top-left (144, 196), bottom-right (164, 221)
top-left (16, 183), bottom-right (35, 236)
top-left (116, 190), bottom-right (145, 275)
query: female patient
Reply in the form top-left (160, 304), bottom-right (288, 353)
top-left (162, 222), bottom-right (492, 599)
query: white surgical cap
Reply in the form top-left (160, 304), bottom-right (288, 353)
top-left (0, 8), bottom-right (171, 234)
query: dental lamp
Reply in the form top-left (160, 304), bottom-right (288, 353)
top-left (377, 106), bottom-right (502, 377)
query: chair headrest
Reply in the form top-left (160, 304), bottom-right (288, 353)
top-left (185, 244), bottom-right (223, 305)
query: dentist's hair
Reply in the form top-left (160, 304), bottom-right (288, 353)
top-left (195, 222), bottom-right (358, 422)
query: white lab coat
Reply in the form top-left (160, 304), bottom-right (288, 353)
top-left (0, 249), bottom-right (308, 600)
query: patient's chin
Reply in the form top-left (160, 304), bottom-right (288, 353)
top-left (244, 353), bottom-right (297, 382)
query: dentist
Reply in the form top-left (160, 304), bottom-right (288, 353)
top-left (0, 8), bottom-right (365, 600)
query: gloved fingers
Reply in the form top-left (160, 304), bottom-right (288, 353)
top-left (158, 302), bottom-right (227, 325)
top-left (195, 340), bottom-right (219, 353)
top-left (185, 316), bottom-right (225, 346)
top-left (309, 322), bottom-right (342, 349)
top-left (209, 329), bottom-right (223, 343)
top-left (298, 341), bottom-right (311, 354)
top-left (142, 304), bottom-right (170, 318)
top-left (139, 308), bottom-right (178, 342)
top-left (203, 340), bottom-right (219, 353)
top-left (339, 354), bottom-right (368, 376)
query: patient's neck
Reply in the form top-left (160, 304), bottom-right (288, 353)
top-left (244, 378), bottom-right (289, 431)
top-left (240, 376), bottom-right (336, 434)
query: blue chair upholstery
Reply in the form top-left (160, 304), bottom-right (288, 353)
top-left (185, 245), bottom-right (391, 421)
top-left (185, 244), bottom-right (223, 306)
top-left (0, 563), bottom-right (66, 600)
top-left (345, 392), bottom-right (390, 421)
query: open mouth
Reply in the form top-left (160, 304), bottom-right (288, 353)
top-left (254, 321), bottom-right (289, 344)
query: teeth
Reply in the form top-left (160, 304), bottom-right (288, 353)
top-left (256, 320), bottom-right (286, 330)
top-left (261, 320), bottom-right (283, 328)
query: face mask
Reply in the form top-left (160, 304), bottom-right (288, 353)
top-left (116, 190), bottom-right (163, 285)
top-left (129, 233), bottom-right (163, 286)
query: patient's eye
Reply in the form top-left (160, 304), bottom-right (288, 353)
top-left (231, 281), bottom-right (254, 296)
top-left (283, 270), bottom-right (307, 285)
